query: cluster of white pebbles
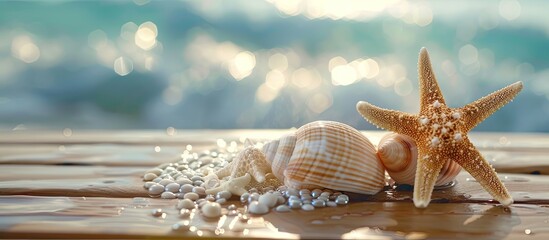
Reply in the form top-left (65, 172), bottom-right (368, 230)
top-left (142, 141), bottom-right (350, 222)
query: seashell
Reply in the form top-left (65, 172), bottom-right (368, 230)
top-left (261, 121), bottom-right (385, 195)
top-left (377, 133), bottom-right (462, 186)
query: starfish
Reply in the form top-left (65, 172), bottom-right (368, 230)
top-left (357, 48), bottom-right (523, 208)
top-left (215, 146), bottom-right (272, 183)
top-left (205, 173), bottom-right (251, 196)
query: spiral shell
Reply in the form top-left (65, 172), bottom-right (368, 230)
top-left (377, 133), bottom-right (462, 186)
top-left (262, 121), bottom-right (385, 195)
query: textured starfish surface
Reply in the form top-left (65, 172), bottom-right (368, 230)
top-left (205, 173), bottom-right (251, 196)
top-left (357, 48), bottom-right (523, 208)
top-left (215, 146), bottom-right (272, 183)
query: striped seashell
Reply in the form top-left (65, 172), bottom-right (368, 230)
top-left (377, 133), bottom-right (461, 186)
top-left (261, 121), bottom-right (385, 195)
top-left (262, 134), bottom-right (296, 181)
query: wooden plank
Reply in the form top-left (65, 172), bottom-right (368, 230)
top-left (0, 165), bottom-right (149, 198)
top-left (1, 130), bottom-right (548, 152)
top-left (0, 144), bottom-right (187, 167)
top-left (0, 195), bottom-right (547, 239)
top-left (2, 134), bottom-right (549, 175)
top-left (1, 164), bottom-right (548, 204)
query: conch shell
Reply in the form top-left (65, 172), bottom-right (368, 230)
top-left (212, 121), bottom-right (461, 196)
top-left (262, 121), bottom-right (385, 195)
top-left (377, 133), bottom-right (462, 186)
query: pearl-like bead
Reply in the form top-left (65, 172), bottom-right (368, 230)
top-left (248, 201), bottom-right (269, 215)
top-left (201, 202), bottom-right (222, 218)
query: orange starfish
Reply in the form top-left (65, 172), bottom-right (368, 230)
top-left (357, 48), bottom-right (523, 208)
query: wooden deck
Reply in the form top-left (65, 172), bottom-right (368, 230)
top-left (1, 130), bottom-right (548, 239)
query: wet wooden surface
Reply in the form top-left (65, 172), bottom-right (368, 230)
top-left (1, 130), bottom-right (549, 239)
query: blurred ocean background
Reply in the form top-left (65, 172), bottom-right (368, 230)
top-left (0, 0), bottom-right (548, 132)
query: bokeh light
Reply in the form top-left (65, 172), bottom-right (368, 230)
top-left (135, 21), bottom-right (158, 50)
top-left (11, 35), bottom-right (40, 63)
top-left (229, 51), bottom-right (256, 81)
top-left (113, 57), bottom-right (134, 76)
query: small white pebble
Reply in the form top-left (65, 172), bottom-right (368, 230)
top-left (191, 175), bottom-right (203, 182)
top-left (288, 195), bottom-right (300, 201)
top-left (143, 173), bottom-right (158, 181)
top-left (327, 201), bottom-right (337, 207)
top-left (216, 198), bottom-right (227, 204)
top-left (317, 196), bottom-right (329, 202)
top-left (216, 190), bottom-right (232, 200)
top-left (152, 177), bottom-right (162, 183)
top-left (248, 192), bottom-right (260, 202)
top-left (248, 201), bottom-right (269, 215)
top-left (275, 205), bottom-right (291, 212)
top-left (240, 193), bottom-right (250, 203)
top-left (301, 204), bottom-right (315, 211)
top-left (143, 181), bottom-right (156, 189)
top-left (312, 199), bottom-right (326, 207)
top-left (148, 184), bottom-right (165, 195)
top-left (176, 178), bottom-right (193, 185)
top-left (146, 168), bottom-right (163, 176)
top-left (161, 192), bottom-right (176, 199)
top-left (159, 179), bottom-right (174, 186)
top-left (258, 192), bottom-right (278, 208)
top-left (205, 195), bottom-right (215, 202)
top-left (177, 199), bottom-right (195, 210)
top-left (151, 208), bottom-right (164, 217)
top-left (311, 189), bottom-right (322, 198)
top-left (165, 182), bottom-right (180, 193)
top-left (299, 189), bottom-right (311, 196)
top-left (285, 188), bottom-right (299, 197)
top-left (201, 202), bottom-right (222, 218)
top-left (183, 192), bottom-right (199, 201)
top-left (179, 184), bottom-right (194, 193)
top-left (338, 194), bottom-right (349, 201)
top-left (192, 187), bottom-right (206, 196)
top-left (301, 194), bottom-right (313, 201)
top-left (335, 198), bottom-right (348, 205)
top-left (288, 200), bottom-right (302, 209)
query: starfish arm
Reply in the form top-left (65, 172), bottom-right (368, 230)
top-left (453, 140), bottom-right (513, 206)
top-left (228, 173), bottom-right (251, 196)
top-left (244, 147), bottom-right (270, 183)
top-left (418, 48), bottom-right (446, 111)
top-left (205, 185), bottom-right (224, 195)
top-left (356, 101), bottom-right (419, 137)
top-left (205, 173), bottom-right (251, 196)
top-left (460, 81), bottom-right (523, 132)
top-left (214, 161), bottom-right (233, 179)
top-left (413, 150), bottom-right (446, 208)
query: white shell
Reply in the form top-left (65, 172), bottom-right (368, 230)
top-left (262, 121), bottom-right (385, 195)
top-left (377, 133), bottom-right (461, 186)
top-left (262, 134), bottom-right (296, 181)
